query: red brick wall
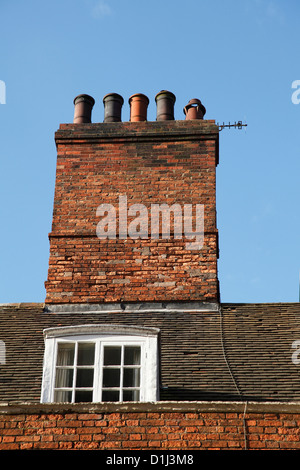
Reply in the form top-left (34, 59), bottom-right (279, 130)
top-left (1, 403), bottom-right (299, 450)
top-left (45, 120), bottom-right (219, 304)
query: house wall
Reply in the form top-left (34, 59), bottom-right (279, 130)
top-left (1, 402), bottom-right (299, 450)
top-left (45, 120), bottom-right (219, 304)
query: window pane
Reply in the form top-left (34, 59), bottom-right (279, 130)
top-left (75, 390), bottom-right (93, 403)
top-left (123, 368), bottom-right (140, 387)
top-left (124, 346), bottom-right (141, 365)
top-left (55, 368), bottom-right (73, 388)
top-left (56, 343), bottom-right (74, 366)
top-left (102, 368), bottom-right (120, 388)
top-left (54, 390), bottom-right (72, 403)
top-left (77, 343), bottom-right (95, 365)
top-left (123, 390), bottom-right (140, 402)
top-left (104, 346), bottom-right (121, 365)
top-left (76, 368), bottom-right (94, 388)
top-left (102, 390), bottom-right (120, 402)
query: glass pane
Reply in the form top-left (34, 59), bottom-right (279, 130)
top-left (124, 346), bottom-right (141, 365)
top-left (75, 390), bottom-right (93, 403)
top-left (56, 343), bottom-right (74, 366)
top-left (77, 343), bottom-right (95, 366)
top-left (54, 390), bottom-right (72, 403)
top-left (104, 346), bottom-right (121, 365)
top-left (55, 368), bottom-right (73, 388)
top-left (123, 368), bottom-right (140, 387)
top-left (123, 389), bottom-right (140, 402)
top-left (102, 390), bottom-right (120, 402)
top-left (76, 368), bottom-right (94, 388)
top-left (102, 368), bottom-right (120, 388)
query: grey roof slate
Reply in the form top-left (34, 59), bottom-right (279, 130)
top-left (0, 302), bottom-right (299, 403)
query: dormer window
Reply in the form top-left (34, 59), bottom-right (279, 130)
top-left (41, 325), bottom-right (160, 404)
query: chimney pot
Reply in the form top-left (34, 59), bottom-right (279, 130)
top-left (103, 93), bottom-right (124, 122)
top-left (129, 93), bottom-right (149, 122)
top-left (155, 90), bottom-right (176, 121)
top-left (73, 94), bottom-right (95, 123)
top-left (183, 98), bottom-right (206, 120)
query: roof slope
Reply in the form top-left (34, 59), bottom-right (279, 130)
top-left (0, 302), bottom-right (299, 402)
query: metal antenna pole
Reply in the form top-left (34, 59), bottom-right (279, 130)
top-left (217, 121), bottom-right (248, 131)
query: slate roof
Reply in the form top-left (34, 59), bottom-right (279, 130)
top-left (0, 302), bottom-right (299, 403)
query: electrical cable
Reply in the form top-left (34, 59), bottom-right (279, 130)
top-left (218, 305), bottom-right (248, 450)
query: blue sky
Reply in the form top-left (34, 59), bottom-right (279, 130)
top-left (0, 0), bottom-right (299, 304)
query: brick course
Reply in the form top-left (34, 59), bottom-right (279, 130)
top-left (1, 403), bottom-right (299, 450)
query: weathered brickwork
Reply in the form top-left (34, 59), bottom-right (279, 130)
top-left (1, 404), bottom-right (299, 450)
top-left (45, 120), bottom-right (219, 304)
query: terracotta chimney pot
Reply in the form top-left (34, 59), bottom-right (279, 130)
top-left (183, 98), bottom-right (206, 120)
top-left (103, 93), bottom-right (124, 122)
top-left (73, 94), bottom-right (95, 123)
top-left (129, 93), bottom-right (149, 122)
top-left (155, 90), bottom-right (176, 121)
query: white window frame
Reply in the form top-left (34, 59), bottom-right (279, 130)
top-left (41, 324), bottom-right (160, 403)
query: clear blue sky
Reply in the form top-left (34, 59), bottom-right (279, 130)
top-left (0, 0), bottom-right (299, 304)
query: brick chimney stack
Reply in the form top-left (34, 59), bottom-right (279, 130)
top-left (45, 91), bottom-right (219, 305)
